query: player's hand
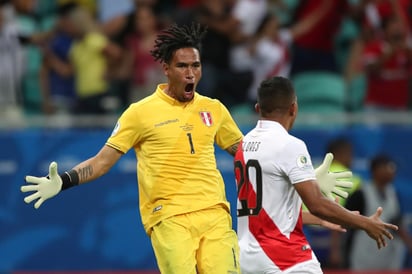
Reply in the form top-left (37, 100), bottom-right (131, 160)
top-left (366, 207), bottom-right (398, 249)
top-left (315, 153), bottom-right (353, 200)
top-left (21, 162), bottom-right (62, 209)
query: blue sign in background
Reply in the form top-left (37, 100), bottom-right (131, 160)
top-left (1, 124), bottom-right (412, 272)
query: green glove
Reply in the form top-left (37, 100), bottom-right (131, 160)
top-left (21, 161), bottom-right (62, 209)
top-left (315, 153), bottom-right (353, 200)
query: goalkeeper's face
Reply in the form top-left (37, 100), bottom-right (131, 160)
top-left (163, 47), bottom-right (202, 103)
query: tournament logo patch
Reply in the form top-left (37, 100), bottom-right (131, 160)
top-left (199, 111), bottom-right (213, 127)
top-left (296, 155), bottom-right (310, 168)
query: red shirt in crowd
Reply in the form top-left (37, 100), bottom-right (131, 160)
top-left (293, 0), bottom-right (348, 51)
top-left (363, 40), bottom-right (412, 109)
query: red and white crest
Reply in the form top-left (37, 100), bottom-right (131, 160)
top-left (199, 111), bottom-right (213, 127)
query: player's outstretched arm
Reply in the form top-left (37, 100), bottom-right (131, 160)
top-left (302, 211), bottom-right (347, 233)
top-left (315, 153), bottom-right (353, 200)
top-left (296, 180), bottom-right (398, 250)
top-left (21, 145), bottom-right (123, 209)
top-left (364, 206), bottom-right (399, 249)
top-left (302, 197), bottom-right (360, 232)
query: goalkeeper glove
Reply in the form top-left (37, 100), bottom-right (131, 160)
top-left (21, 161), bottom-right (63, 209)
top-left (315, 153), bottom-right (353, 200)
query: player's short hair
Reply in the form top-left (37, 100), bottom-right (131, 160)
top-left (257, 76), bottom-right (296, 116)
top-left (150, 22), bottom-right (207, 64)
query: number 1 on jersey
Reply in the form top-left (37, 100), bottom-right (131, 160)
top-left (186, 133), bottom-right (195, 154)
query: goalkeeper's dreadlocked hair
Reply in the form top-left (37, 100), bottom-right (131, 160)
top-left (151, 22), bottom-right (207, 64)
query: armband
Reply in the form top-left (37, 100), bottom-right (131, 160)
top-left (60, 170), bottom-right (79, 190)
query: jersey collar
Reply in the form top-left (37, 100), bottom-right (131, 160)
top-left (257, 120), bottom-right (287, 132)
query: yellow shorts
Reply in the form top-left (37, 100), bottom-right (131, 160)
top-left (150, 206), bottom-right (240, 274)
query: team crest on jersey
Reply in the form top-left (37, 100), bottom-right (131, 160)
top-left (199, 111), bottom-right (213, 127)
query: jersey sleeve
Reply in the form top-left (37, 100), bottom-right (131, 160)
top-left (106, 104), bottom-right (142, 153)
top-left (214, 102), bottom-right (243, 150)
top-left (279, 138), bottom-right (316, 184)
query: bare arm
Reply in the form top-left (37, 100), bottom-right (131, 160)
top-left (44, 50), bottom-right (73, 77)
top-left (71, 145), bottom-right (123, 184)
top-left (100, 14), bottom-right (128, 37)
top-left (302, 211), bottom-right (322, 225)
top-left (344, 38), bottom-right (365, 82)
top-left (295, 180), bottom-right (398, 249)
top-left (225, 140), bottom-right (241, 157)
top-left (39, 60), bottom-right (54, 114)
top-left (302, 211), bottom-right (346, 233)
top-left (102, 41), bottom-right (123, 63)
top-left (289, 0), bottom-right (332, 40)
top-left (389, 0), bottom-right (411, 34)
top-left (21, 145), bottom-right (124, 209)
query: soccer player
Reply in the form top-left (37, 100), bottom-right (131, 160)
top-left (21, 23), bottom-right (243, 274)
top-left (234, 76), bottom-right (399, 274)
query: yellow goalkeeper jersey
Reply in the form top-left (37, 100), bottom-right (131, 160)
top-left (106, 84), bottom-right (243, 234)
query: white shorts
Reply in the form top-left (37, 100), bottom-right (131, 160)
top-left (283, 259), bottom-right (323, 274)
top-left (240, 248), bottom-right (322, 274)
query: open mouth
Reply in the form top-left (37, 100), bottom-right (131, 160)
top-left (185, 83), bottom-right (194, 93)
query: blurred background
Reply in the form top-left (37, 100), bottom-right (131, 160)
top-left (1, 0), bottom-right (412, 273)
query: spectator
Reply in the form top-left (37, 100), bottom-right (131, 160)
top-left (68, 6), bottom-right (122, 114)
top-left (0, 0), bottom-right (24, 117)
top-left (125, 4), bottom-right (165, 102)
top-left (363, 0), bottom-right (412, 32)
top-left (326, 137), bottom-right (363, 268)
top-left (230, 3), bottom-right (330, 104)
top-left (289, 0), bottom-right (348, 75)
top-left (345, 0), bottom-right (412, 112)
top-left (229, 10), bottom-right (281, 105)
top-left (13, 0), bottom-right (43, 114)
top-left (327, 137), bottom-right (363, 204)
top-left (342, 1), bottom-right (386, 112)
top-left (226, 0), bottom-right (267, 106)
top-left (361, 15), bottom-right (412, 111)
top-left (230, 0), bottom-right (267, 40)
top-left (175, 0), bottom-right (250, 107)
top-left (345, 154), bottom-right (412, 270)
top-left (39, 2), bottom-right (77, 114)
top-left (98, 0), bottom-right (135, 111)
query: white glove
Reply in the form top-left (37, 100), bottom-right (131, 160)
top-left (21, 161), bottom-right (63, 209)
top-left (315, 153), bottom-right (353, 200)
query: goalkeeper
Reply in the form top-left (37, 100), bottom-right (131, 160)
top-left (234, 76), bottom-right (399, 274)
top-left (22, 22), bottom-right (243, 274)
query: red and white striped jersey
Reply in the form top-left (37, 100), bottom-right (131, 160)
top-left (234, 120), bottom-right (320, 273)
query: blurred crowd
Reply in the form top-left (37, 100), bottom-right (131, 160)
top-left (321, 137), bottom-right (412, 271)
top-left (1, 0), bottom-right (412, 118)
